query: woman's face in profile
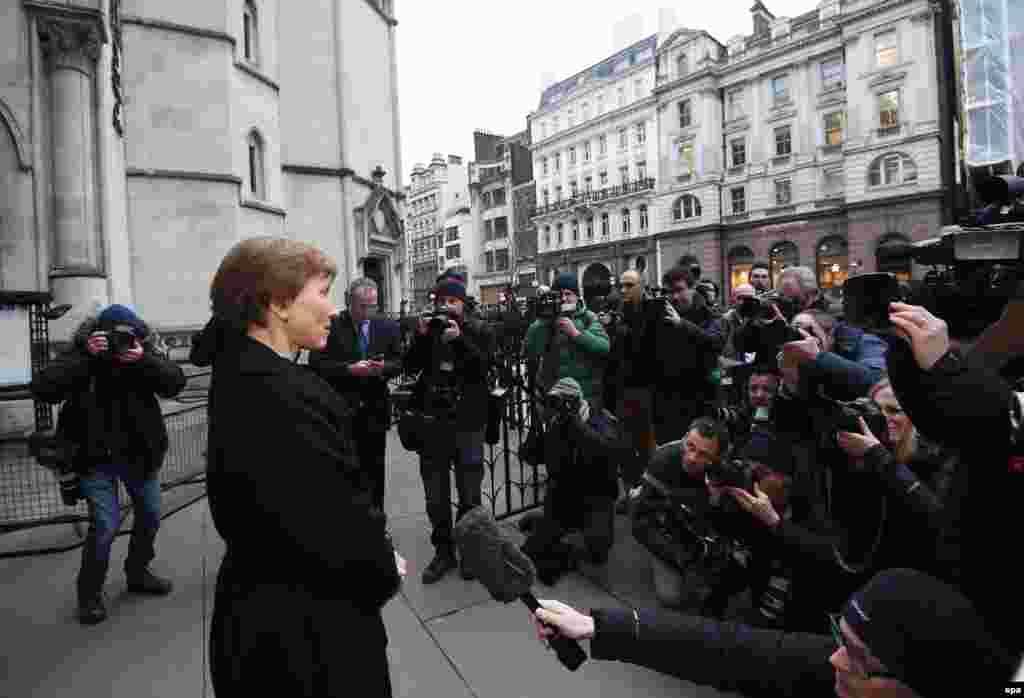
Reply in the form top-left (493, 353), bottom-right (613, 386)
top-left (287, 274), bottom-right (338, 351)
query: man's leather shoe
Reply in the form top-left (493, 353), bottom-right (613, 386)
top-left (78, 595), bottom-right (108, 625)
top-left (126, 568), bottom-right (173, 596)
top-left (421, 551), bottom-right (457, 585)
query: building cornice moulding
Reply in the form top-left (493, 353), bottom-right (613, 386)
top-left (235, 60), bottom-right (280, 92)
top-left (531, 98), bottom-right (657, 153)
top-left (282, 164), bottom-right (406, 200)
top-left (361, 0), bottom-right (398, 27)
top-left (120, 14), bottom-right (234, 46)
top-left (126, 168), bottom-right (242, 185)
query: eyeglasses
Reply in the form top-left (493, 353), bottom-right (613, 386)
top-left (827, 614), bottom-right (898, 681)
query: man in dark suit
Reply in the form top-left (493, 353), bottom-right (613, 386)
top-left (309, 278), bottom-right (403, 512)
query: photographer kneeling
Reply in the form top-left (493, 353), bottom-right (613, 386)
top-left (629, 418), bottom-right (732, 612)
top-left (403, 277), bottom-right (494, 584)
top-left (521, 378), bottom-right (623, 584)
top-left (31, 305), bottom-right (186, 625)
top-left (531, 567), bottom-right (1014, 697)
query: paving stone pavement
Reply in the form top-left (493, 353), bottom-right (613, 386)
top-left (0, 430), bottom-right (740, 698)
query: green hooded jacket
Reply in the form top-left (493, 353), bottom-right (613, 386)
top-left (525, 301), bottom-right (610, 401)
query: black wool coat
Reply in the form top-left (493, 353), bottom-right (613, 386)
top-left (206, 335), bottom-right (400, 697)
top-left (308, 311), bottom-right (404, 431)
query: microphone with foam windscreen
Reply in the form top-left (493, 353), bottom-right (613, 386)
top-left (454, 505), bottom-right (587, 671)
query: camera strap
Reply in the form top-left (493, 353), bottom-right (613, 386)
top-left (825, 466), bottom-right (889, 575)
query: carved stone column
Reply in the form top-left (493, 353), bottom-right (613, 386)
top-left (37, 15), bottom-right (107, 342)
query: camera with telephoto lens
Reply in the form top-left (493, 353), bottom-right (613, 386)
top-left (737, 291), bottom-right (800, 322)
top-left (705, 458), bottom-right (755, 492)
top-left (642, 286), bottom-right (672, 320)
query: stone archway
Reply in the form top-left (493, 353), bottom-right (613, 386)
top-left (582, 262), bottom-right (612, 309)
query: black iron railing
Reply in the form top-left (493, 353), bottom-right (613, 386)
top-left (532, 178), bottom-right (655, 217)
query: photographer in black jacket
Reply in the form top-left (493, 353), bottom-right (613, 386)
top-left (533, 567), bottom-right (1014, 697)
top-left (886, 300), bottom-right (1024, 657)
top-left (653, 266), bottom-right (724, 445)
top-left (404, 276), bottom-right (494, 584)
top-left (521, 378), bottom-right (624, 583)
top-left (31, 304), bottom-right (186, 625)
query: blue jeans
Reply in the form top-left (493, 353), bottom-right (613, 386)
top-left (77, 465), bottom-right (162, 599)
top-left (419, 428), bottom-right (484, 550)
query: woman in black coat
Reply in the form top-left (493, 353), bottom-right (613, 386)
top-left (205, 237), bottom-right (404, 697)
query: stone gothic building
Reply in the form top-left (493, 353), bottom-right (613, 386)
top-left (0, 0), bottom-right (406, 358)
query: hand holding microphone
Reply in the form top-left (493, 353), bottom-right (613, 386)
top-left (532, 600), bottom-right (595, 641)
top-left (454, 506), bottom-right (587, 671)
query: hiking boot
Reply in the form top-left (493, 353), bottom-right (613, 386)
top-left (77, 594), bottom-right (108, 625)
top-left (126, 567), bottom-right (173, 596)
top-left (421, 550), bottom-right (457, 585)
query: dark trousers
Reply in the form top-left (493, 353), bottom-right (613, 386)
top-left (617, 386), bottom-right (657, 488)
top-left (77, 465), bottom-right (162, 600)
top-left (354, 411), bottom-right (388, 512)
top-left (419, 428), bottom-right (485, 551)
top-left (652, 388), bottom-right (707, 446)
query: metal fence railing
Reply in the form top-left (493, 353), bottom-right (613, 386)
top-left (0, 374), bottom-right (210, 558)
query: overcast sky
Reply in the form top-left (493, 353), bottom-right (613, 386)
top-left (394, 0), bottom-right (820, 184)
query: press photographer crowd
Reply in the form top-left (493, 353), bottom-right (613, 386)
top-left (26, 194), bottom-right (1024, 693)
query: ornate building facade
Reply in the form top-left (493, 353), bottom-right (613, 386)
top-left (530, 0), bottom-right (955, 305)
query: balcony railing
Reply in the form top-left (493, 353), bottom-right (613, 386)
top-left (531, 178), bottom-right (655, 217)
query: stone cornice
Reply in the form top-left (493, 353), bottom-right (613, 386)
top-left (531, 97), bottom-right (657, 153)
top-left (235, 60), bottom-right (280, 92)
top-left (120, 14), bottom-right (235, 45)
top-left (362, 0), bottom-right (398, 27)
top-left (126, 167), bottom-right (242, 185)
top-left (241, 199), bottom-right (286, 217)
top-left (281, 164), bottom-right (406, 200)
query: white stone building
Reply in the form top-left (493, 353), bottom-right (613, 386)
top-left (655, 0), bottom-right (952, 301)
top-left (403, 154), bottom-right (468, 311)
top-left (528, 34), bottom-right (661, 305)
top-left (468, 129), bottom-right (535, 306)
top-left (0, 0), bottom-right (405, 433)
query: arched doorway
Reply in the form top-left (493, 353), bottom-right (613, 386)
top-left (582, 262), bottom-right (612, 309)
top-left (727, 245), bottom-right (755, 297)
top-left (876, 234), bottom-right (912, 281)
top-left (769, 241), bottom-right (799, 288)
top-left (816, 236), bottom-right (849, 301)
top-left (362, 257), bottom-right (386, 311)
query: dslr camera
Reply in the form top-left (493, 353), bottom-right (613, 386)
top-left (544, 392), bottom-right (581, 421)
top-left (737, 290), bottom-right (800, 323)
top-left (421, 307), bottom-right (456, 335)
top-left (705, 458), bottom-right (755, 493)
top-left (642, 286), bottom-right (673, 319)
top-left (827, 397), bottom-right (889, 444)
top-left (97, 329), bottom-right (137, 358)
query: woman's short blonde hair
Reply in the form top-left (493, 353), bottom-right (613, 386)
top-left (211, 237), bottom-right (337, 332)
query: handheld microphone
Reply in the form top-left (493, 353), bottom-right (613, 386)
top-left (454, 506), bottom-right (587, 671)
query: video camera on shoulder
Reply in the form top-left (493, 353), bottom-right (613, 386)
top-left (535, 290), bottom-right (579, 321)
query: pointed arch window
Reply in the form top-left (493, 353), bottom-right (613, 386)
top-left (243, 2), bottom-right (260, 64)
top-left (247, 130), bottom-right (266, 200)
